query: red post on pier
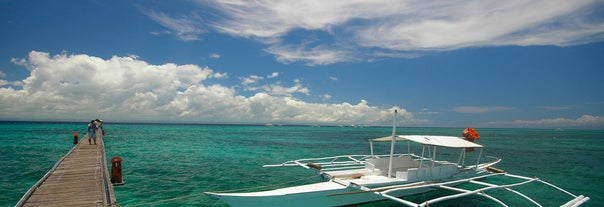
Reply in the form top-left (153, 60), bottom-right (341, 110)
top-left (111, 156), bottom-right (124, 185)
top-left (73, 133), bottom-right (79, 144)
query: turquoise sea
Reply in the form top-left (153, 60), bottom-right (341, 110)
top-left (1, 122), bottom-right (602, 207)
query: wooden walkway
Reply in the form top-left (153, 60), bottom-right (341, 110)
top-left (16, 131), bottom-right (117, 207)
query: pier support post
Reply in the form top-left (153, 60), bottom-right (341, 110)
top-left (111, 156), bottom-right (124, 185)
top-left (73, 133), bottom-right (79, 144)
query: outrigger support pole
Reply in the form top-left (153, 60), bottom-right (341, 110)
top-left (475, 148), bottom-right (483, 171)
top-left (387, 110), bottom-right (398, 178)
top-left (370, 140), bottom-right (374, 156)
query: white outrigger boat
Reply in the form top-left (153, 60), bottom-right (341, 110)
top-left (206, 112), bottom-right (589, 207)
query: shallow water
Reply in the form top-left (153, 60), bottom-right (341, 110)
top-left (1, 122), bottom-right (602, 206)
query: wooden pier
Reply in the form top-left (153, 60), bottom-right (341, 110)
top-left (16, 131), bottom-right (117, 207)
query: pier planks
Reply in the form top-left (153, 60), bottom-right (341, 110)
top-left (17, 132), bottom-right (116, 207)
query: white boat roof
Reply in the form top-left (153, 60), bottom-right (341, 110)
top-left (371, 135), bottom-right (482, 148)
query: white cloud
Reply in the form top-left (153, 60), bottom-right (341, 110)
top-left (145, 10), bottom-right (206, 41)
top-left (10, 57), bottom-right (30, 69)
top-left (210, 53), bottom-right (221, 59)
top-left (261, 81), bottom-right (310, 96)
top-left (264, 44), bottom-right (352, 66)
top-left (241, 75), bottom-right (310, 96)
top-left (240, 73), bottom-right (309, 96)
top-left (452, 106), bottom-right (514, 113)
top-left (267, 72), bottom-right (279, 78)
top-left (488, 115), bottom-right (604, 129)
top-left (419, 108), bottom-right (439, 115)
top-left (207, 0), bottom-right (398, 39)
top-left (190, 0), bottom-right (604, 65)
top-left (212, 72), bottom-right (228, 79)
top-left (0, 51), bottom-right (411, 126)
top-left (240, 75), bottom-right (263, 85)
top-left (329, 76), bottom-right (338, 81)
top-left (0, 69), bottom-right (23, 87)
top-left (149, 30), bottom-right (171, 36)
top-left (0, 80), bottom-right (23, 87)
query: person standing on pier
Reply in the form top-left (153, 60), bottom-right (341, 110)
top-left (95, 119), bottom-right (104, 136)
top-left (87, 120), bottom-right (97, 145)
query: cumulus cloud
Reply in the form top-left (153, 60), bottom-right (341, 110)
top-left (261, 79), bottom-right (310, 96)
top-left (267, 72), bottom-right (279, 78)
top-left (240, 74), bottom-right (310, 97)
top-left (0, 70), bottom-right (23, 87)
top-left (182, 0), bottom-right (604, 65)
top-left (212, 72), bottom-right (228, 79)
top-left (240, 75), bottom-right (263, 85)
top-left (0, 80), bottom-right (23, 87)
top-left (488, 115), bottom-right (604, 129)
top-left (0, 51), bottom-right (411, 125)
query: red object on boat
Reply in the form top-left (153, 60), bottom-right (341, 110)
top-left (462, 128), bottom-right (480, 152)
top-left (462, 128), bottom-right (480, 140)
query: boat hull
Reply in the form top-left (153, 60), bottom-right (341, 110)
top-left (206, 181), bottom-right (432, 207)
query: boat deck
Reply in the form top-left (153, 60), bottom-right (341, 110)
top-left (16, 133), bottom-right (116, 207)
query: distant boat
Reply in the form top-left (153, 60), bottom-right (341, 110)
top-left (206, 113), bottom-right (589, 207)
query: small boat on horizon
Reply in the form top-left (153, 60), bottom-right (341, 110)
top-left (206, 112), bottom-right (589, 207)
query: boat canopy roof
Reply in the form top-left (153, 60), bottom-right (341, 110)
top-left (370, 135), bottom-right (483, 148)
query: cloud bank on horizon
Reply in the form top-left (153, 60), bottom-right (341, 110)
top-left (0, 51), bottom-right (412, 126)
top-left (1, 51), bottom-right (602, 128)
top-left (1, 0), bottom-right (603, 129)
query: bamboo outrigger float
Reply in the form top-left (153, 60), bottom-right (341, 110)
top-left (206, 111), bottom-right (589, 207)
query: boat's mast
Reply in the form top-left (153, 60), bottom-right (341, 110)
top-left (387, 109), bottom-right (397, 178)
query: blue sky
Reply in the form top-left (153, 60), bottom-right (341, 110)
top-left (1, 0), bottom-right (603, 129)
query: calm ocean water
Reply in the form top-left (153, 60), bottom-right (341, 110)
top-left (1, 122), bottom-right (602, 207)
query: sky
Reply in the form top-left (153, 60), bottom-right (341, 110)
top-left (1, 0), bottom-right (604, 129)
